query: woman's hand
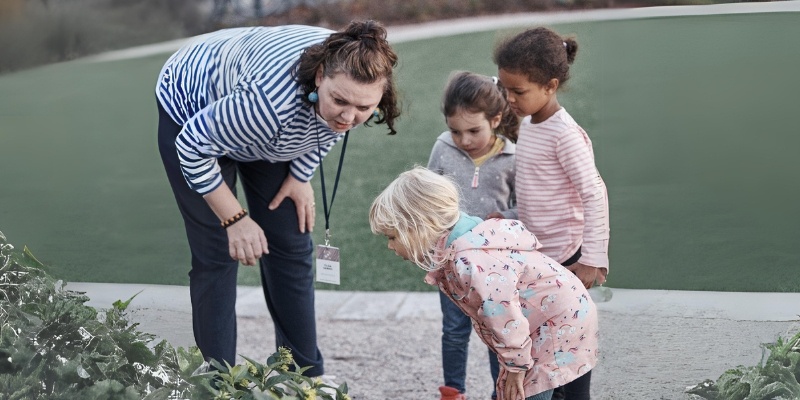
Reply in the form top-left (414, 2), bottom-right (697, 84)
top-left (226, 216), bottom-right (269, 266)
top-left (203, 184), bottom-right (268, 266)
top-left (269, 174), bottom-right (316, 233)
top-left (504, 370), bottom-right (526, 400)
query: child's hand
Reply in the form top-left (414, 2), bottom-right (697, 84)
top-left (598, 267), bottom-right (608, 285)
top-left (504, 370), bottom-right (526, 400)
top-left (567, 262), bottom-right (604, 288)
top-left (486, 211), bottom-right (505, 219)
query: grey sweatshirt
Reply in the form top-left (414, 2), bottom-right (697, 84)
top-left (427, 132), bottom-right (517, 219)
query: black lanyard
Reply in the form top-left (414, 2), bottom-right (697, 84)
top-left (315, 122), bottom-right (349, 246)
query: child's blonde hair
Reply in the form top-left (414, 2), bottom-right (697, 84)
top-left (369, 167), bottom-right (461, 271)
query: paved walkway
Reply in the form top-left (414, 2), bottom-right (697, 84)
top-left (66, 282), bottom-right (800, 399)
top-left (65, 282), bottom-right (800, 347)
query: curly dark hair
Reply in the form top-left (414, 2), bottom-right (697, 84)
top-left (294, 20), bottom-right (401, 135)
top-left (493, 26), bottom-right (578, 88)
top-left (442, 71), bottom-right (520, 143)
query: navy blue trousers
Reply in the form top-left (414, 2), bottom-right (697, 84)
top-left (157, 101), bottom-right (324, 376)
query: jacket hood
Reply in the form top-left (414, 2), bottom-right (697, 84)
top-left (438, 218), bottom-right (541, 264)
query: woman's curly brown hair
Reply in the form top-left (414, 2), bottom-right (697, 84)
top-left (294, 20), bottom-right (401, 135)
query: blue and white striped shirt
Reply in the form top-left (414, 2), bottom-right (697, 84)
top-left (156, 25), bottom-right (342, 195)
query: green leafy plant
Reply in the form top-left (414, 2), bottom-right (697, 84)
top-left (0, 230), bottom-right (208, 399)
top-left (687, 330), bottom-right (800, 400)
top-left (0, 230), bottom-right (349, 399)
top-left (205, 348), bottom-right (350, 400)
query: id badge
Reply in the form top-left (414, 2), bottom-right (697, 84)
top-left (315, 245), bottom-right (340, 285)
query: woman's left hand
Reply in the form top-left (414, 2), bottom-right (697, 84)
top-left (269, 174), bottom-right (316, 233)
top-left (504, 370), bottom-right (526, 400)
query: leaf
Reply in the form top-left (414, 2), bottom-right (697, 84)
top-left (21, 245), bottom-right (46, 269)
top-left (209, 357), bottom-right (230, 373)
top-left (228, 363), bottom-right (252, 382)
top-left (176, 346), bottom-right (204, 373)
top-left (750, 361), bottom-right (800, 399)
top-left (142, 387), bottom-right (173, 400)
top-left (123, 340), bottom-right (156, 364)
top-left (112, 290), bottom-right (142, 312)
top-left (264, 375), bottom-right (291, 388)
top-left (251, 390), bottom-right (278, 400)
top-left (716, 367), bottom-right (751, 400)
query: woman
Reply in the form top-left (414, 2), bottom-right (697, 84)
top-left (156, 20), bottom-right (400, 377)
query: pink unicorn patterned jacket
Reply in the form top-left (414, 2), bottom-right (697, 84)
top-left (425, 218), bottom-right (599, 399)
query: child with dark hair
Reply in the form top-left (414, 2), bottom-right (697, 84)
top-left (427, 70), bottom-right (519, 400)
top-left (494, 26), bottom-right (610, 400)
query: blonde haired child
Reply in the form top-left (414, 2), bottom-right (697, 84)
top-left (370, 167), bottom-right (599, 400)
top-left (427, 70), bottom-right (519, 400)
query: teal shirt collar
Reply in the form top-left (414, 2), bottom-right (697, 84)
top-left (446, 212), bottom-right (483, 247)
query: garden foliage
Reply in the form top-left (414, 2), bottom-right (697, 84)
top-left (0, 231), bottom-right (349, 399)
top-left (687, 329), bottom-right (800, 400)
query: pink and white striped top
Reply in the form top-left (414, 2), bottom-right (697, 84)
top-left (515, 108), bottom-right (610, 270)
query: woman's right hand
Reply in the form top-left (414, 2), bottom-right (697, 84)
top-left (203, 184), bottom-right (269, 266)
top-left (225, 216), bottom-right (268, 266)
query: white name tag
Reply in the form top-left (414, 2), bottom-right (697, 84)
top-left (315, 245), bottom-right (340, 285)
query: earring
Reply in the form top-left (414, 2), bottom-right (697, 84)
top-left (372, 108), bottom-right (381, 118)
top-left (307, 90), bottom-right (318, 103)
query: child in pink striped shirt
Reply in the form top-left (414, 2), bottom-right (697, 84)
top-left (492, 27), bottom-right (610, 400)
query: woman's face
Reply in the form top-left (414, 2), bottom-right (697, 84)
top-left (315, 69), bottom-right (385, 133)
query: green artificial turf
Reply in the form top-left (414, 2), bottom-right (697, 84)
top-left (0, 12), bottom-right (798, 291)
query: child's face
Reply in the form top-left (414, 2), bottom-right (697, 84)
top-left (446, 109), bottom-right (501, 159)
top-left (497, 68), bottom-right (553, 119)
top-left (384, 231), bottom-right (412, 261)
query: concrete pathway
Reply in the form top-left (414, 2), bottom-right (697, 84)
top-left (64, 282), bottom-right (800, 347)
top-left (66, 282), bottom-right (800, 336)
top-left (65, 282), bottom-right (800, 399)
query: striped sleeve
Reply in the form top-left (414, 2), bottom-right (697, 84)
top-left (159, 25), bottom-right (335, 195)
top-left (289, 138), bottom-right (337, 182)
top-left (556, 128), bottom-right (610, 268)
top-left (176, 85), bottom-right (281, 194)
